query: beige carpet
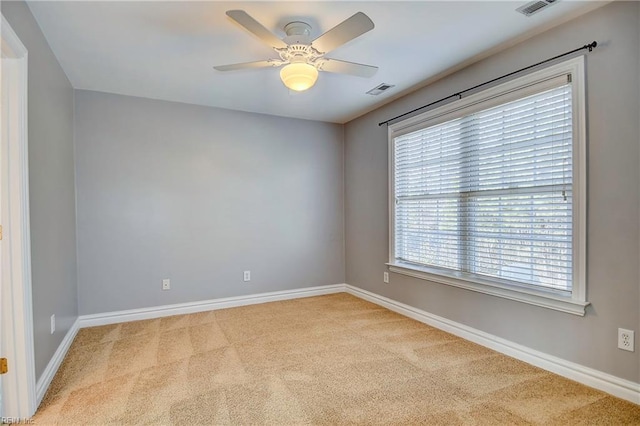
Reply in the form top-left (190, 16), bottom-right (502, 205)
top-left (34, 293), bottom-right (640, 425)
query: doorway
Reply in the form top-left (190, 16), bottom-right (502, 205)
top-left (1, 14), bottom-right (37, 419)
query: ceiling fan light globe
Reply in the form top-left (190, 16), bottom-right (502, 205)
top-left (280, 63), bottom-right (318, 91)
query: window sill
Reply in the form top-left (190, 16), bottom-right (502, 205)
top-left (386, 262), bottom-right (590, 316)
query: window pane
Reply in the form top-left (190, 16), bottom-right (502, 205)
top-left (395, 197), bottom-right (461, 270)
top-left (466, 191), bottom-right (572, 291)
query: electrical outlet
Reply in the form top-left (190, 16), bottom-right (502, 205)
top-left (383, 271), bottom-right (389, 284)
top-left (50, 314), bottom-right (55, 334)
top-left (162, 278), bottom-right (171, 290)
top-left (243, 271), bottom-right (251, 282)
top-left (618, 328), bottom-right (634, 352)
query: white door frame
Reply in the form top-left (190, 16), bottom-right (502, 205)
top-left (1, 14), bottom-right (37, 419)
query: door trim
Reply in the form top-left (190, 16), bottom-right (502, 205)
top-left (1, 14), bottom-right (37, 418)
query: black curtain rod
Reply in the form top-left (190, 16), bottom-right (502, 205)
top-left (378, 41), bottom-right (598, 127)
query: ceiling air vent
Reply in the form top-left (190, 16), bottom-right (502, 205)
top-left (516, 0), bottom-right (558, 17)
top-left (367, 83), bottom-right (395, 96)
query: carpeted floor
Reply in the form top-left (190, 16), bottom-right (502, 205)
top-left (34, 293), bottom-right (640, 425)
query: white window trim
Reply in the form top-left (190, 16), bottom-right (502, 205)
top-left (388, 56), bottom-right (588, 316)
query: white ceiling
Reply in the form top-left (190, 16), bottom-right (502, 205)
top-left (27, 1), bottom-right (603, 123)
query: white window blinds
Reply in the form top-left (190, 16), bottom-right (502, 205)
top-left (394, 82), bottom-right (573, 293)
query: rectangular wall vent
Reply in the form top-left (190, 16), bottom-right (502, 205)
top-left (516, 0), bottom-right (558, 17)
top-left (367, 83), bottom-right (395, 96)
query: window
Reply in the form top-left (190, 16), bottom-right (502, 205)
top-left (388, 57), bottom-right (587, 315)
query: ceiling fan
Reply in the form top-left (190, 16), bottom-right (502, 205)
top-left (214, 10), bottom-right (378, 92)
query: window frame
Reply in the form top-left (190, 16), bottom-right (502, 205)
top-left (387, 56), bottom-right (588, 316)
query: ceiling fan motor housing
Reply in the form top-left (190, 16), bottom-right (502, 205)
top-left (279, 21), bottom-right (323, 68)
top-left (283, 21), bottom-right (312, 45)
top-left (277, 44), bottom-right (322, 67)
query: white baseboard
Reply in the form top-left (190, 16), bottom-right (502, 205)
top-left (78, 284), bottom-right (345, 328)
top-left (344, 284), bottom-right (640, 405)
top-left (36, 318), bottom-right (80, 406)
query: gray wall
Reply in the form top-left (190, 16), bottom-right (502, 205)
top-left (74, 91), bottom-right (344, 315)
top-left (1, 2), bottom-right (78, 379)
top-left (345, 1), bottom-right (640, 383)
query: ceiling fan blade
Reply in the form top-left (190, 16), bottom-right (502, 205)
top-left (226, 10), bottom-right (288, 49)
top-left (311, 12), bottom-right (374, 54)
top-left (214, 60), bottom-right (278, 72)
top-left (319, 58), bottom-right (378, 78)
